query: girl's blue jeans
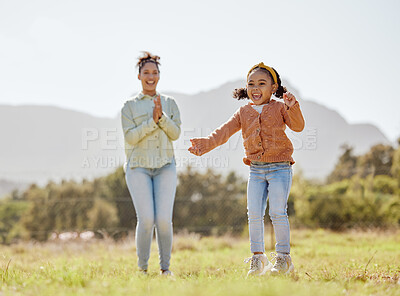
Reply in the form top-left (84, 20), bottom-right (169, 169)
top-left (247, 162), bottom-right (293, 254)
top-left (125, 160), bottom-right (177, 271)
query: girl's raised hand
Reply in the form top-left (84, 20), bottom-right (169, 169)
top-left (153, 95), bottom-right (163, 123)
top-left (188, 138), bottom-right (208, 156)
top-left (283, 92), bottom-right (296, 108)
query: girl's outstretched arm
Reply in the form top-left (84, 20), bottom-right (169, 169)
top-left (188, 110), bottom-right (242, 156)
top-left (188, 138), bottom-right (209, 156)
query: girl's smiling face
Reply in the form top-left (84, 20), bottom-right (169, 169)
top-left (138, 62), bottom-right (160, 96)
top-left (247, 69), bottom-right (278, 105)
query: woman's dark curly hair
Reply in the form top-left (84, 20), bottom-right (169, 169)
top-left (233, 67), bottom-right (287, 100)
top-left (137, 51), bottom-right (161, 73)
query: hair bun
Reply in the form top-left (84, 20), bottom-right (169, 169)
top-left (137, 51), bottom-right (161, 72)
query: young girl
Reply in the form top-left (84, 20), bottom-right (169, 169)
top-left (188, 62), bottom-right (305, 276)
top-left (121, 52), bottom-right (181, 276)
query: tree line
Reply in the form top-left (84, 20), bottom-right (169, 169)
top-left (0, 141), bottom-right (399, 243)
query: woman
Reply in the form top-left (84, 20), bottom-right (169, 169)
top-left (121, 51), bottom-right (181, 275)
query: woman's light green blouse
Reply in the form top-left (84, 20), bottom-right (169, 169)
top-left (121, 92), bottom-right (181, 170)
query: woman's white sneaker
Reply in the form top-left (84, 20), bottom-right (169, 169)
top-left (244, 253), bottom-right (273, 276)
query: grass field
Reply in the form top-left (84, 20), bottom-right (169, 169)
top-left (0, 229), bottom-right (399, 296)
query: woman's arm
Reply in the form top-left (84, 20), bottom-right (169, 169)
top-left (121, 102), bottom-right (159, 146)
top-left (189, 110), bottom-right (241, 156)
top-left (157, 98), bottom-right (181, 141)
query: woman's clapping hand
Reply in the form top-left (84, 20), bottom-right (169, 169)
top-left (153, 95), bottom-right (163, 123)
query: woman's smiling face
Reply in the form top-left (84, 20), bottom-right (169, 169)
top-left (138, 62), bottom-right (160, 96)
top-left (247, 69), bottom-right (277, 105)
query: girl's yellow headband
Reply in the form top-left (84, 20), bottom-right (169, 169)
top-left (247, 62), bottom-right (277, 84)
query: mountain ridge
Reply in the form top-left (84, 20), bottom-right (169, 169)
top-left (0, 80), bottom-right (390, 195)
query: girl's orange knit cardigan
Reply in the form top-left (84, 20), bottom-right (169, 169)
top-left (200, 99), bottom-right (305, 165)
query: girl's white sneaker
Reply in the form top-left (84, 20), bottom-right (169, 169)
top-left (244, 253), bottom-right (273, 276)
top-left (160, 270), bottom-right (174, 276)
top-left (270, 253), bottom-right (294, 275)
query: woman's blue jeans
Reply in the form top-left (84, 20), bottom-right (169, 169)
top-left (247, 162), bottom-right (293, 254)
top-left (125, 160), bottom-right (177, 271)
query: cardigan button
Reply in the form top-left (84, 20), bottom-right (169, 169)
top-left (256, 128), bottom-right (260, 133)
top-left (258, 142), bottom-right (262, 146)
top-left (257, 156), bottom-right (261, 159)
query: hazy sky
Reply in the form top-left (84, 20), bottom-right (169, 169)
top-left (1, 0), bottom-right (399, 142)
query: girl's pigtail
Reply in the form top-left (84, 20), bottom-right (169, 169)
top-left (271, 67), bottom-right (287, 98)
top-left (233, 88), bottom-right (249, 100)
top-left (274, 85), bottom-right (287, 99)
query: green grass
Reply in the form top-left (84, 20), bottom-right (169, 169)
top-left (0, 229), bottom-right (399, 296)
